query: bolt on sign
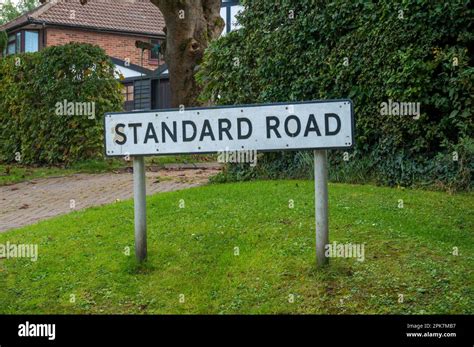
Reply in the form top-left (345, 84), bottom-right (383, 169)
top-left (104, 100), bottom-right (355, 266)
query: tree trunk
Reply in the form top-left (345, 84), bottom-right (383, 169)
top-left (151, 0), bottom-right (224, 107)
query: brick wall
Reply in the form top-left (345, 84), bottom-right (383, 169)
top-left (46, 27), bottom-right (161, 70)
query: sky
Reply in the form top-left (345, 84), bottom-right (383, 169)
top-left (1, 0), bottom-right (21, 5)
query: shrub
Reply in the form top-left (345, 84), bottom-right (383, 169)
top-left (0, 43), bottom-right (123, 164)
top-left (198, 0), bottom-right (473, 191)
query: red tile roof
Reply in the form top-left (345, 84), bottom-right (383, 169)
top-left (1, 0), bottom-right (165, 36)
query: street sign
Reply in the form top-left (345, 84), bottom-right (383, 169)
top-left (104, 100), bottom-right (354, 156)
top-left (104, 100), bottom-right (355, 267)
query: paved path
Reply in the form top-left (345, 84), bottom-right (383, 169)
top-left (0, 166), bottom-right (220, 232)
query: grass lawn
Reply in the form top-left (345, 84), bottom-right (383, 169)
top-left (0, 154), bottom-right (216, 186)
top-left (0, 180), bottom-right (472, 314)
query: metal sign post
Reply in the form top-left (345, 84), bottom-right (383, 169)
top-left (104, 100), bottom-right (354, 265)
top-left (133, 156), bottom-right (147, 262)
top-left (314, 150), bottom-right (329, 267)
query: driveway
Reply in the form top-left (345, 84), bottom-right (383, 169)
top-left (0, 165), bottom-right (221, 232)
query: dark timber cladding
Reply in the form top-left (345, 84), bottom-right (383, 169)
top-left (133, 79), bottom-right (152, 110)
top-left (151, 78), bottom-right (171, 110)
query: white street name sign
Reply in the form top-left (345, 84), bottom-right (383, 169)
top-left (104, 100), bottom-right (354, 156)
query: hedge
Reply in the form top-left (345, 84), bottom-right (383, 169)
top-left (0, 43), bottom-right (123, 165)
top-left (198, 0), bottom-right (473, 191)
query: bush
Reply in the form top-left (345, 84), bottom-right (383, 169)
top-left (0, 43), bottom-right (123, 164)
top-left (198, 0), bottom-right (473, 191)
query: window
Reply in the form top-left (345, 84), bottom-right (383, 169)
top-left (122, 83), bottom-right (134, 102)
top-left (150, 39), bottom-right (160, 60)
top-left (122, 83), bottom-right (134, 111)
top-left (24, 31), bottom-right (39, 53)
top-left (16, 32), bottom-right (22, 53)
top-left (7, 35), bottom-right (16, 55)
top-left (3, 30), bottom-right (39, 56)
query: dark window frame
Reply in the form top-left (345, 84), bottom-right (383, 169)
top-left (122, 82), bottom-right (135, 111)
top-left (122, 83), bottom-right (134, 101)
top-left (3, 29), bottom-right (40, 56)
top-left (24, 30), bottom-right (39, 53)
top-left (6, 34), bottom-right (16, 55)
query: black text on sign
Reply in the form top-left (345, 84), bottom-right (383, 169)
top-left (104, 100), bottom-right (354, 156)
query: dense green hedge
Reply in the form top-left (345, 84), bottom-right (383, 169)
top-left (199, 0), bottom-right (473, 191)
top-left (0, 43), bottom-right (123, 164)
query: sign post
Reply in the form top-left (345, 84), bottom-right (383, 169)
top-left (104, 100), bottom-right (354, 265)
top-left (314, 150), bottom-right (329, 267)
top-left (133, 156), bottom-right (147, 262)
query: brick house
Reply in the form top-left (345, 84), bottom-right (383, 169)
top-left (0, 0), bottom-right (243, 110)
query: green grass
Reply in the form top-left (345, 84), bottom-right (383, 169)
top-left (0, 154), bottom-right (216, 186)
top-left (146, 154), bottom-right (216, 165)
top-left (0, 181), bottom-right (472, 314)
top-left (0, 164), bottom-right (75, 186)
top-left (0, 160), bottom-right (122, 186)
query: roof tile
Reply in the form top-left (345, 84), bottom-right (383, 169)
top-left (1, 0), bottom-right (165, 36)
